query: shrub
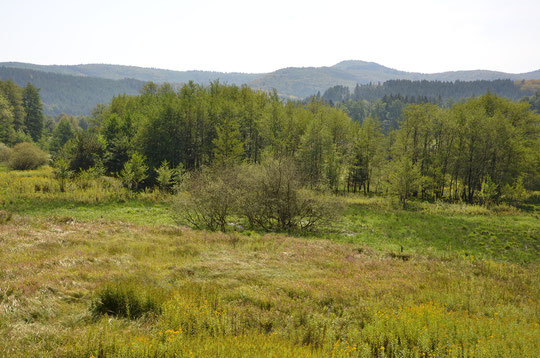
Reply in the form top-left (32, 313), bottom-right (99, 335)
top-left (120, 152), bottom-right (148, 191)
top-left (238, 159), bottom-right (343, 231)
top-left (8, 142), bottom-right (48, 170)
top-left (52, 157), bottom-right (73, 192)
top-left (155, 160), bottom-right (182, 192)
top-left (0, 143), bottom-right (11, 163)
top-left (501, 177), bottom-right (527, 203)
top-left (91, 282), bottom-right (164, 319)
top-left (172, 166), bottom-right (241, 231)
top-left (172, 160), bottom-right (344, 232)
top-left (478, 175), bottom-right (498, 207)
top-left (68, 131), bottom-right (105, 172)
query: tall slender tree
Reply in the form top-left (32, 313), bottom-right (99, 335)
top-left (22, 83), bottom-right (44, 141)
top-left (0, 80), bottom-right (25, 131)
top-left (0, 94), bottom-right (16, 144)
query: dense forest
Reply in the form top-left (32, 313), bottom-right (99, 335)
top-left (1, 79), bottom-right (539, 207)
top-left (0, 67), bottom-right (144, 115)
top-left (321, 79), bottom-right (531, 103)
top-left (0, 62), bottom-right (262, 84)
top-left (316, 80), bottom-right (540, 132)
top-left (250, 60), bottom-right (540, 99)
top-left (2, 62), bottom-right (539, 116)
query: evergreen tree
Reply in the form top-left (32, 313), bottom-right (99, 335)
top-left (50, 115), bottom-right (77, 153)
top-left (0, 80), bottom-right (26, 131)
top-left (120, 152), bottom-right (148, 191)
top-left (0, 94), bottom-right (16, 144)
top-left (22, 83), bottom-right (44, 141)
top-left (212, 110), bottom-right (244, 167)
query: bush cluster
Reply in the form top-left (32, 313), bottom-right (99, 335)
top-left (8, 142), bottom-right (48, 170)
top-left (172, 159), bottom-right (343, 232)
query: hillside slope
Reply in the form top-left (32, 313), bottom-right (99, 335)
top-left (0, 62), bottom-right (263, 85)
top-left (1, 61), bottom-right (539, 115)
top-left (0, 66), bottom-right (145, 116)
top-left (250, 60), bottom-right (540, 98)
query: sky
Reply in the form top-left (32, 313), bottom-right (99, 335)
top-left (1, 0), bottom-right (539, 74)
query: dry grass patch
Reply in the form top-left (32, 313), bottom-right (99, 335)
top-left (0, 217), bottom-right (538, 356)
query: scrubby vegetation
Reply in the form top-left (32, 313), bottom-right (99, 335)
top-left (8, 142), bottom-right (48, 170)
top-left (173, 160), bottom-right (343, 232)
top-left (0, 167), bottom-right (538, 357)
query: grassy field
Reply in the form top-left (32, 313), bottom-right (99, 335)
top-left (0, 167), bottom-right (539, 357)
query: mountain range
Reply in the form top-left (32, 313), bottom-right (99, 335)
top-left (1, 60), bottom-right (539, 115)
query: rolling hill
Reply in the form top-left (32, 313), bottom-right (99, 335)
top-left (1, 60), bottom-right (539, 115)
top-left (250, 60), bottom-right (540, 98)
top-left (0, 66), bottom-right (145, 116)
top-left (0, 62), bottom-right (262, 85)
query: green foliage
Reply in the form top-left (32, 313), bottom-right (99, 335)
top-left (388, 156), bottom-right (422, 208)
top-left (88, 86), bottom-right (539, 205)
top-left (154, 160), bottom-right (175, 192)
top-left (501, 177), bottom-right (527, 203)
top-left (347, 116), bottom-right (382, 193)
top-left (0, 66), bottom-right (144, 116)
top-left (0, 94), bottom-right (16, 144)
top-left (120, 152), bottom-right (148, 191)
top-left (91, 282), bottom-right (164, 319)
top-left (52, 157), bottom-right (73, 192)
top-left (212, 110), bottom-right (245, 166)
top-left (171, 163), bottom-right (186, 192)
top-left (68, 131), bottom-right (105, 172)
top-left (0, 79), bottom-right (25, 130)
top-left (241, 159), bottom-right (344, 231)
top-left (5, 79), bottom-right (537, 209)
top-left (12, 129), bottom-right (33, 144)
top-left (8, 142), bottom-right (48, 170)
top-left (0, 167), bottom-right (539, 356)
top-left (478, 176), bottom-right (498, 207)
top-left (0, 142), bottom-right (12, 163)
top-left (324, 79), bottom-right (529, 105)
top-left (50, 115), bottom-right (77, 153)
top-left (22, 83), bottom-right (44, 141)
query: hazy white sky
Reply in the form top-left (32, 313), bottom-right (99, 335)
top-left (1, 0), bottom-right (539, 74)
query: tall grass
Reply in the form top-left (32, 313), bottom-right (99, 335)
top-left (0, 169), bottom-right (538, 357)
top-left (0, 166), bottom-right (129, 204)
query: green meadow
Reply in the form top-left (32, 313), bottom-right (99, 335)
top-left (0, 168), bottom-right (538, 357)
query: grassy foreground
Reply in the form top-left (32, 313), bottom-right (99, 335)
top-left (0, 168), bottom-right (539, 357)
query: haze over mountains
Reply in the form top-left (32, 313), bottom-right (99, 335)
top-left (1, 60), bottom-right (539, 115)
top-left (252, 61), bottom-right (540, 98)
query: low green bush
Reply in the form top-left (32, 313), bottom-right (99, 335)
top-left (91, 282), bottom-right (165, 319)
top-left (8, 142), bottom-right (48, 170)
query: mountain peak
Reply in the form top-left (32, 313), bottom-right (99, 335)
top-left (332, 60), bottom-right (388, 70)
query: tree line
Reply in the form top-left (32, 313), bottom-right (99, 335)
top-left (1, 80), bottom-right (539, 206)
top-left (0, 67), bottom-right (144, 116)
top-left (0, 79), bottom-right (45, 144)
top-left (316, 80), bottom-right (540, 133)
top-left (321, 79), bottom-right (533, 103)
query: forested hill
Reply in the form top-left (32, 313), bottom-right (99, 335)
top-left (1, 61), bottom-right (539, 115)
top-left (250, 61), bottom-right (540, 98)
top-left (0, 62), bottom-right (263, 85)
top-left (0, 66), bottom-right (145, 116)
top-left (321, 79), bottom-right (534, 103)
